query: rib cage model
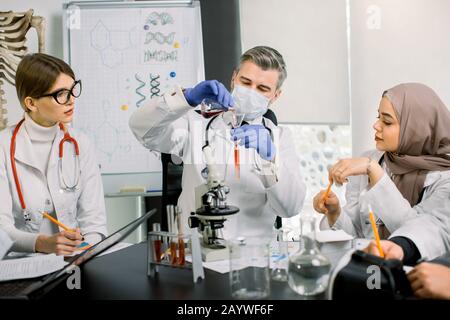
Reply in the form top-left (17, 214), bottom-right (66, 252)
top-left (0, 9), bottom-right (45, 130)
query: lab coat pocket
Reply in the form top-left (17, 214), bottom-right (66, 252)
top-left (22, 209), bottom-right (43, 233)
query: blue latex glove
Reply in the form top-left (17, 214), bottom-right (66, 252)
top-left (183, 80), bottom-right (234, 108)
top-left (230, 124), bottom-right (276, 161)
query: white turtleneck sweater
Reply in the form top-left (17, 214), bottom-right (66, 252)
top-left (23, 113), bottom-right (60, 235)
top-left (24, 113), bottom-right (58, 175)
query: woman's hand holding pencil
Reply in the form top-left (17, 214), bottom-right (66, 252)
top-left (34, 212), bottom-right (83, 255)
top-left (368, 207), bottom-right (385, 258)
top-left (313, 179), bottom-right (341, 226)
top-left (364, 240), bottom-right (404, 261)
top-left (35, 228), bottom-right (83, 256)
top-left (365, 206), bottom-right (404, 260)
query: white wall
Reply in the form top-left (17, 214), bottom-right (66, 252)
top-left (239, 0), bottom-right (350, 124)
top-left (350, 0), bottom-right (450, 156)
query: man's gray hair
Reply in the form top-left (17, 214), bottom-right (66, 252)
top-left (238, 46), bottom-right (287, 89)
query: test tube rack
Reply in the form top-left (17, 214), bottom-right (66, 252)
top-left (147, 230), bottom-right (204, 283)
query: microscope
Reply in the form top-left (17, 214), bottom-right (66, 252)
top-left (188, 145), bottom-right (239, 262)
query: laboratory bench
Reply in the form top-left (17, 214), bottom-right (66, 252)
top-left (42, 242), bottom-right (325, 300)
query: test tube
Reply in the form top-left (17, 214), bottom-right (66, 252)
top-left (166, 205), bottom-right (178, 264)
top-left (175, 206), bottom-right (185, 266)
top-left (234, 143), bottom-right (240, 179)
top-left (231, 110), bottom-right (242, 179)
top-left (152, 222), bottom-right (162, 262)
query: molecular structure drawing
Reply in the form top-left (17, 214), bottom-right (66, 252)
top-left (144, 31), bottom-right (175, 45)
top-left (90, 20), bottom-right (136, 68)
top-left (149, 74), bottom-right (161, 97)
top-left (134, 73), bottom-right (165, 107)
top-left (145, 11), bottom-right (174, 26)
top-left (93, 100), bottom-right (122, 161)
top-left (135, 73), bottom-right (146, 108)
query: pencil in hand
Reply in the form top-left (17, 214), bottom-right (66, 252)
top-left (322, 179), bottom-right (333, 201)
top-left (368, 205), bottom-right (385, 258)
top-left (40, 211), bottom-right (75, 232)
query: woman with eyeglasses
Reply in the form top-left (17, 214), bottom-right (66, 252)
top-left (0, 53), bottom-right (107, 255)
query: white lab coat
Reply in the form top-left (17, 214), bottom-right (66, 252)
top-left (129, 86), bottom-right (306, 238)
top-left (320, 150), bottom-right (450, 260)
top-left (0, 120), bottom-right (107, 252)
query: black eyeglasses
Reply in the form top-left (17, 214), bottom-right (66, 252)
top-left (36, 80), bottom-right (82, 105)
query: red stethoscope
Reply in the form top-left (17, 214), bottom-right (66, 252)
top-left (10, 118), bottom-right (81, 222)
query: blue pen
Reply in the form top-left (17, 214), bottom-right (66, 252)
top-left (77, 241), bottom-right (91, 249)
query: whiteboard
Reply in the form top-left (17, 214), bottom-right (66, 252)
top-left (63, 1), bottom-right (204, 174)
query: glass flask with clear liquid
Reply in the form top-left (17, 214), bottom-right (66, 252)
top-left (287, 214), bottom-right (331, 296)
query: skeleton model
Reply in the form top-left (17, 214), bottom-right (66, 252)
top-left (0, 9), bottom-right (45, 130)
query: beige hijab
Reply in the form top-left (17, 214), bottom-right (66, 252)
top-left (382, 83), bottom-right (450, 206)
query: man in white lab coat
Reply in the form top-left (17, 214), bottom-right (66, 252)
top-left (129, 46), bottom-right (306, 238)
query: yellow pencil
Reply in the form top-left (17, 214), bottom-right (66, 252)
top-left (40, 211), bottom-right (75, 232)
top-left (368, 205), bottom-right (385, 258)
top-left (321, 179), bottom-right (333, 202)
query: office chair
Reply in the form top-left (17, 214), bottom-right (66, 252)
top-left (262, 109), bottom-right (283, 230)
top-left (160, 153), bottom-right (184, 231)
top-left (160, 109), bottom-right (282, 231)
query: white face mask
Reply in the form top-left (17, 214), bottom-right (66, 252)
top-left (231, 84), bottom-right (271, 121)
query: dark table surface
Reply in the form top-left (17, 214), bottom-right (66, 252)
top-left (44, 242), bottom-right (323, 300)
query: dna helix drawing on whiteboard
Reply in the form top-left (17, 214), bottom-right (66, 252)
top-left (145, 11), bottom-right (174, 26)
top-left (68, 4), bottom-right (204, 174)
top-left (142, 12), bottom-right (178, 64)
top-left (133, 73), bottom-right (161, 107)
top-left (134, 73), bottom-right (146, 108)
top-left (144, 31), bottom-right (176, 45)
top-left (149, 74), bottom-right (161, 98)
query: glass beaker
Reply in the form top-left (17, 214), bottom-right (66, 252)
top-left (200, 98), bottom-right (228, 118)
top-left (229, 236), bottom-right (270, 299)
top-left (287, 214), bottom-right (331, 296)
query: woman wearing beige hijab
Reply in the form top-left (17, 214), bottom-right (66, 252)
top-left (313, 83), bottom-right (450, 264)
